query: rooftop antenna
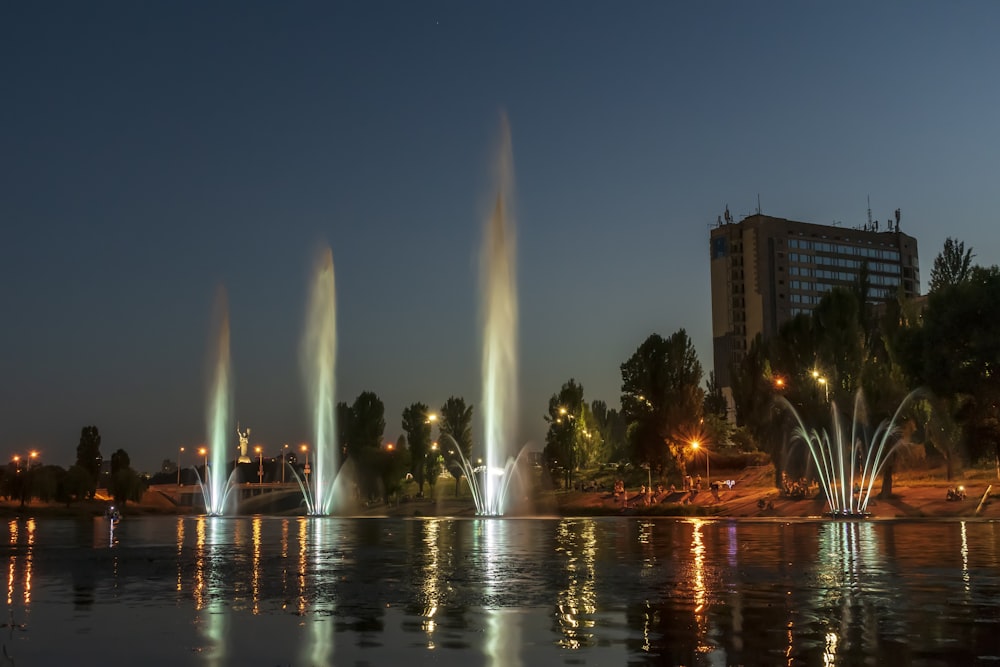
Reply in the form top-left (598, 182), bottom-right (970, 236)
top-left (867, 194), bottom-right (872, 229)
top-left (756, 194), bottom-right (761, 215)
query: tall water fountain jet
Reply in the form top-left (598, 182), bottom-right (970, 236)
top-left (479, 114), bottom-right (519, 516)
top-left (203, 288), bottom-right (235, 516)
top-left (299, 247), bottom-right (340, 515)
top-left (780, 390), bottom-right (920, 517)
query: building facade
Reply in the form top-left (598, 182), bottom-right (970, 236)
top-left (709, 212), bottom-right (919, 412)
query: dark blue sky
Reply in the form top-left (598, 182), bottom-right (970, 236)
top-left (3, 2), bottom-right (999, 472)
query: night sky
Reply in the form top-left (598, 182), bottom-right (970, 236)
top-left (3, 2), bottom-right (999, 472)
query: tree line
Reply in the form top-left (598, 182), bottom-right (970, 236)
top-left (1, 425), bottom-right (146, 508)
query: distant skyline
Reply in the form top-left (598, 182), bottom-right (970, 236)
top-left (3, 2), bottom-right (1000, 472)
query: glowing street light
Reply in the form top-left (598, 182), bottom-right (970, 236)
top-left (300, 444), bottom-right (310, 483)
top-left (691, 440), bottom-right (709, 483)
top-left (255, 446), bottom-right (264, 485)
top-left (280, 443), bottom-right (289, 484)
top-left (199, 447), bottom-right (208, 472)
top-left (812, 370), bottom-right (829, 401)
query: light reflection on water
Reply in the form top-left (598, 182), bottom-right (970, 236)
top-left (0, 516), bottom-right (998, 665)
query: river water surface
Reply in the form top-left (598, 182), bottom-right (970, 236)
top-left (3, 516), bottom-right (998, 665)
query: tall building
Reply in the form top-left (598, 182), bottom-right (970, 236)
top-left (709, 210), bottom-right (919, 413)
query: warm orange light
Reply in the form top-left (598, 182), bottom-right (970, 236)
top-left (559, 407), bottom-right (568, 415)
top-left (29, 450), bottom-right (39, 459)
top-left (774, 377), bottom-right (785, 388)
top-left (386, 443), bottom-right (395, 451)
top-left (428, 413), bottom-right (437, 422)
top-left (691, 440), bottom-right (701, 450)
top-left (300, 444), bottom-right (308, 453)
top-left (198, 447), bottom-right (207, 456)
top-left (431, 441), bottom-right (438, 451)
top-left (12, 455), bottom-right (20, 463)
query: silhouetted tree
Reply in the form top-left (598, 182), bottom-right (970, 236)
top-left (345, 391), bottom-right (386, 501)
top-left (401, 402), bottom-right (433, 495)
top-left (928, 237), bottom-right (975, 293)
top-left (75, 425), bottom-right (102, 498)
top-left (620, 330), bottom-right (704, 478)
top-left (438, 396), bottom-right (473, 495)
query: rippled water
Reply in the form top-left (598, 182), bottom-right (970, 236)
top-left (2, 516), bottom-right (998, 665)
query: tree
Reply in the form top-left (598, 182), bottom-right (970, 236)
top-left (61, 465), bottom-right (93, 506)
top-left (542, 380), bottom-right (604, 489)
top-left (105, 448), bottom-right (144, 507)
top-left (920, 265), bottom-right (1000, 474)
top-left (110, 449), bottom-right (130, 475)
top-left (928, 237), bottom-right (975, 293)
top-left (75, 425), bottom-right (102, 498)
top-left (344, 392), bottom-right (387, 501)
top-left (620, 330), bottom-right (705, 478)
top-left (591, 400), bottom-right (627, 463)
top-left (438, 396), bottom-right (473, 495)
top-left (811, 287), bottom-right (867, 402)
top-left (401, 402), bottom-right (433, 495)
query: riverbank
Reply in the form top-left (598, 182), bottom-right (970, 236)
top-left (2, 468), bottom-right (995, 519)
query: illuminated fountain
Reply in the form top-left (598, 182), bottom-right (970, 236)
top-left (296, 247), bottom-right (343, 516)
top-left (476, 114), bottom-right (522, 516)
top-left (199, 288), bottom-right (240, 516)
top-left (780, 390), bottom-right (919, 517)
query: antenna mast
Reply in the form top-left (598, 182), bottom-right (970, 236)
top-left (867, 195), bottom-right (872, 229)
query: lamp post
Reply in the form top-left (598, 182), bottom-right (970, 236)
top-left (812, 370), bottom-right (829, 402)
top-left (280, 443), bottom-right (289, 484)
top-left (255, 446), bottom-right (263, 486)
top-left (558, 407), bottom-right (577, 491)
top-left (691, 440), bottom-right (708, 483)
top-left (300, 444), bottom-right (310, 485)
top-left (199, 447), bottom-right (208, 477)
top-left (177, 446), bottom-right (185, 486)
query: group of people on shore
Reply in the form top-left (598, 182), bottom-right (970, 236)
top-left (608, 475), bottom-right (733, 509)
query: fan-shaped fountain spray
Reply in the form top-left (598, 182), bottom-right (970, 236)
top-left (780, 390), bottom-right (920, 517)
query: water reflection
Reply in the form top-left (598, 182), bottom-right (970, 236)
top-left (482, 519), bottom-right (522, 667)
top-left (306, 518), bottom-right (334, 667)
top-left (3, 515), bottom-right (998, 665)
top-left (192, 517), bottom-right (230, 666)
top-left (5, 518), bottom-right (34, 607)
top-left (554, 519), bottom-right (598, 650)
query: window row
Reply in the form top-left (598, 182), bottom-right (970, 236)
top-left (788, 238), bottom-right (900, 261)
top-left (788, 253), bottom-right (900, 274)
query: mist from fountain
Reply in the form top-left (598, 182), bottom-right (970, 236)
top-left (203, 288), bottom-right (236, 515)
top-left (300, 247), bottom-right (341, 515)
top-left (479, 114), bottom-right (519, 516)
top-left (780, 390), bottom-right (920, 516)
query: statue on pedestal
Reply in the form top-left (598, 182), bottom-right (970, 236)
top-left (237, 424), bottom-right (252, 464)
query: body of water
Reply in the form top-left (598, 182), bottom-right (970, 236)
top-left (2, 515), bottom-right (998, 665)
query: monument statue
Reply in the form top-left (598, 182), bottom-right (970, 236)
top-left (237, 424), bottom-right (252, 464)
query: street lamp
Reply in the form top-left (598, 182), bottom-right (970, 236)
top-left (691, 440), bottom-right (709, 483)
top-left (558, 407), bottom-right (577, 490)
top-left (255, 446), bottom-right (264, 486)
top-left (177, 446), bottom-right (185, 485)
top-left (280, 443), bottom-right (289, 484)
top-left (300, 444), bottom-right (310, 484)
top-left (812, 370), bottom-right (829, 401)
top-left (199, 447), bottom-right (208, 475)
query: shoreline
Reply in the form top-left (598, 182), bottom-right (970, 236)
top-left (1, 477), bottom-right (994, 520)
